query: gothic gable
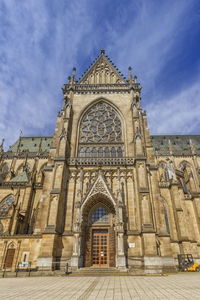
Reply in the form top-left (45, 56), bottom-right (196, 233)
top-left (79, 53), bottom-right (126, 84)
top-left (82, 171), bottom-right (116, 209)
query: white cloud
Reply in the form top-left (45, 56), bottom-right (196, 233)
top-left (147, 78), bottom-right (200, 134)
top-left (0, 0), bottom-right (94, 149)
top-left (0, 0), bottom-right (199, 151)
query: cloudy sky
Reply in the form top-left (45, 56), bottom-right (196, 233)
top-left (0, 0), bottom-right (200, 149)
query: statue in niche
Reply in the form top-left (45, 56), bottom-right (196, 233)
top-left (166, 160), bottom-right (176, 181)
top-left (159, 160), bottom-right (176, 182)
top-left (179, 162), bottom-right (195, 194)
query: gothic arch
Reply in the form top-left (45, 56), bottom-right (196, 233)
top-left (81, 171), bottom-right (116, 211)
top-left (37, 163), bottom-right (47, 183)
top-left (7, 241), bottom-right (17, 249)
top-left (81, 192), bottom-right (116, 268)
top-left (82, 194), bottom-right (116, 222)
top-left (75, 98), bottom-right (127, 157)
top-left (0, 195), bottom-right (15, 217)
top-left (179, 160), bottom-right (192, 169)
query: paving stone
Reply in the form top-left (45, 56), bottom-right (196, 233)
top-left (0, 273), bottom-right (200, 299)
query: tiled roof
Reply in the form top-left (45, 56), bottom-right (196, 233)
top-left (6, 135), bottom-right (200, 156)
top-left (151, 135), bottom-right (200, 156)
top-left (9, 137), bottom-right (52, 153)
top-left (10, 171), bottom-right (29, 182)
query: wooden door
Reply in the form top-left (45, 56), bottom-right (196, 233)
top-left (92, 229), bottom-right (108, 266)
top-left (4, 249), bottom-right (15, 269)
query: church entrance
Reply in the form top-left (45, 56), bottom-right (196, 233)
top-left (82, 201), bottom-right (116, 268)
top-left (92, 229), bottom-right (108, 266)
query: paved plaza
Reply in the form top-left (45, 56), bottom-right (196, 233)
top-left (0, 273), bottom-right (200, 299)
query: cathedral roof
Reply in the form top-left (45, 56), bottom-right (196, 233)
top-left (9, 171), bottom-right (29, 183)
top-left (79, 49), bottom-right (127, 84)
top-left (151, 135), bottom-right (200, 156)
top-left (5, 135), bottom-right (200, 157)
top-left (8, 137), bottom-right (52, 153)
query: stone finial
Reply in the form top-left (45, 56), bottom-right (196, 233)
top-left (134, 75), bottom-right (137, 83)
top-left (72, 67), bottom-right (76, 83)
top-left (100, 49), bottom-right (105, 55)
top-left (128, 66), bottom-right (132, 81)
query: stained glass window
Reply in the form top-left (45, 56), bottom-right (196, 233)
top-left (0, 196), bottom-right (15, 217)
top-left (91, 207), bottom-right (109, 223)
top-left (78, 102), bottom-right (124, 157)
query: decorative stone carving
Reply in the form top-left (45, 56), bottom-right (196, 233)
top-left (78, 101), bottom-right (123, 158)
top-left (82, 170), bottom-right (116, 209)
top-left (67, 157), bottom-right (134, 166)
top-left (80, 56), bottom-right (125, 85)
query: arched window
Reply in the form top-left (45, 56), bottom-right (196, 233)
top-left (91, 207), bottom-right (109, 223)
top-left (0, 195), bottom-right (15, 217)
top-left (78, 101), bottom-right (124, 157)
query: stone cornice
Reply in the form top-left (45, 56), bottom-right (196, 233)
top-left (2, 152), bottom-right (49, 159)
top-left (63, 83), bottom-right (141, 94)
top-left (0, 234), bottom-right (42, 239)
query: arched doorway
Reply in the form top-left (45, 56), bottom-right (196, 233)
top-left (82, 198), bottom-right (116, 267)
top-left (4, 242), bottom-right (16, 269)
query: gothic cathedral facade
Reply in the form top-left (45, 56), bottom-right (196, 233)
top-left (0, 50), bottom-right (200, 273)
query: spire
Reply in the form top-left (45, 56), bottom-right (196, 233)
top-left (17, 130), bottom-right (23, 153)
top-left (100, 49), bottom-right (105, 55)
top-left (128, 66), bottom-right (132, 81)
top-left (72, 67), bottom-right (76, 82)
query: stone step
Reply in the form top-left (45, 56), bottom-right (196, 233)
top-left (70, 267), bottom-right (128, 276)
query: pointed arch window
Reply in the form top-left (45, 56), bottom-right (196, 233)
top-left (78, 101), bottom-right (124, 157)
top-left (0, 195), bottom-right (15, 217)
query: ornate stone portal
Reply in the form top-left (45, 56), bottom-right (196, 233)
top-left (71, 170), bottom-right (126, 269)
top-left (0, 50), bottom-right (200, 273)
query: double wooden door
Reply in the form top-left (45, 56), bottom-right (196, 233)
top-left (92, 229), bottom-right (108, 266)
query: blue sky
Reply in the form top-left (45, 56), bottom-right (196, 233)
top-left (0, 0), bottom-right (200, 149)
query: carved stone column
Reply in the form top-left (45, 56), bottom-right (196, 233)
top-left (71, 200), bottom-right (82, 268)
top-left (71, 170), bottom-right (83, 268)
top-left (116, 170), bottom-right (126, 268)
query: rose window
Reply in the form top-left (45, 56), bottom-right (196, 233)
top-left (78, 102), bottom-right (124, 157)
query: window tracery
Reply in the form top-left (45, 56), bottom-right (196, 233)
top-left (0, 196), bottom-right (15, 217)
top-left (78, 102), bottom-right (124, 157)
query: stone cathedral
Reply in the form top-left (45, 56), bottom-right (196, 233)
top-left (0, 50), bottom-right (200, 273)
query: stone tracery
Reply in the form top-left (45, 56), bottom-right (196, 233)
top-left (78, 102), bottom-right (124, 157)
top-left (0, 195), bottom-right (15, 217)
